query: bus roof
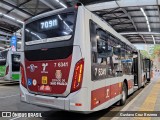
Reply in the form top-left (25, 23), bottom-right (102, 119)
top-left (25, 7), bottom-right (76, 25)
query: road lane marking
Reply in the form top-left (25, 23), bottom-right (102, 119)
top-left (133, 79), bottom-right (160, 120)
top-left (9, 116), bottom-right (21, 120)
top-left (0, 94), bottom-right (19, 99)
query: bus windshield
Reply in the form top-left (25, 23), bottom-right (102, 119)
top-left (0, 50), bottom-right (8, 60)
top-left (0, 51), bottom-right (7, 66)
top-left (0, 53), bottom-right (2, 59)
top-left (25, 12), bottom-right (76, 42)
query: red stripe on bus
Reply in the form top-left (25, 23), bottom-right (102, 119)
top-left (127, 79), bottom-right (133, 90)
top-left (91, 80), bottom-right (134, 110)
top-left (91, 82), bottom-right (122, 110)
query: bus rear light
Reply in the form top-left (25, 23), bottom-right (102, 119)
top-left (20, 64), bottom-right (27, 88)
top-left (75, 5), bottom-right (78, 9)
top-left (75, 2), bottom-right (82, 9)
top-left (5, 66), bottom-right (9, 75)
top-left (41, 48), bottom-right (48, 51)
top-left (75, 103), bottom-right (82, 106)
top-left (71, 59), bottom-right (84, 93)
top-left (70, 103), bottom-right (82, 106)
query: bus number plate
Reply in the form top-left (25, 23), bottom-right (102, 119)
top-left (42, 76), bottom-right (47, 84)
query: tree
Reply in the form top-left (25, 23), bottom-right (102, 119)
top-left (140, 50), bottom-right (150, 58)
top-left (151, 45), bottom-right (160, 59)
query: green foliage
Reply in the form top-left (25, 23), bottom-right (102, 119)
top-left (151, 45), bottom-right (160, 59)
top-left (140, 50), bottom-right (150, 58)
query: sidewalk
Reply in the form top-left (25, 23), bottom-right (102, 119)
top-left (112, 73), bottom-right (160, 120)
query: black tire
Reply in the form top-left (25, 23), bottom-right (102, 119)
top-left (120, 83), bottom-right (127, 105)
top-left (142, 76), bottom-right (146, 88)
top-left (142, 84), bottom-right (145, 88)
top-left (147, 78), bottom-right (150, 83)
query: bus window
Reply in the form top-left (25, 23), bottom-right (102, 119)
top-left (121, 49), bottom-right (127, 74)
top-left (90, 20), bottom-right (108, 65)
top-left (90, 20), bottom-right (123, 79)
top-left (25, 12), bottom-right (76, 42)
top-left (144, 59), bottom-right (150, 72)
top-left (106, 45), bottom-right (115, 77)
top-left (125, 51), bottom-right (133, 75)
top-left (113, 47), bottom-right (121, 56)
top-left (113, 46), bottom-right (122, 76)
top-left (96, 28), bottom-right (108, 61)
top-left (121, 48), bottom-right (126, 59)
top-left (90, 20), bottom-right (108, 80)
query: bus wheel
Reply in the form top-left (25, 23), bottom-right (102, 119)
top-left (120, 83), bottom-right (127, 105)
top-left (142, 76), bottom-right (146, 88)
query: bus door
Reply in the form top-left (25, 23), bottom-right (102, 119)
top-left (133, 57), bottom-right (138, 86)
top-left (144, 59), bottom-right (151, 82)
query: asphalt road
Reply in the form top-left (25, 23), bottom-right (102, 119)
top-left (0, 74), bottom-right (157, 120)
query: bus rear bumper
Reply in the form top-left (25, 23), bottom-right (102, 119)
top-left (20, 85), bottom-right (89, 112)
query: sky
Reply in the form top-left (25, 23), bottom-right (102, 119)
top-left (134, 44), bottom-right (154, 50)
top-left (133, 44), bottom-right (146, 50)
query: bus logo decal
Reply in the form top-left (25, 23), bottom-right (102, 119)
top-left (41, 63), bottom-right (48, 73)
top-left (39, 85), bottom-right (51, 92)
top-left (33, 79), bottom-right (37, 86)
top-left (28, 78), bottom-right (32, 86)
top-left (39, 85), bottom-right (45, 91)
top-left (42, 76), bottom-right (48, 84)
top-left (28, 64), bottom-right (37, 72)
top-left (50, 70), bottom-right (67, 86)
top-left (55, 70), bottom-right (62, 80)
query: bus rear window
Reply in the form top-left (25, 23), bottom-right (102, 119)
top-left (25, 12), bottom-right (76, 42)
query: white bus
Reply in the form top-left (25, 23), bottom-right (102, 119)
top-left (20, 4), bottom-right (152, 112)
top-left (0, 48), bottom-right (21, 81)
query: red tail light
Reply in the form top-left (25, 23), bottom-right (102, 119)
top-left (75, 2), bottom-right (82, 9)
top-left (20, 64), bottom-right (27, 88)
top-left (5, 66), bottom-right (9, 75)
top-left (71, 59), bottom-right (84, 93)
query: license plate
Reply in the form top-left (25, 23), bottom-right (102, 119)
top-left (42, 76), bottom-right (47, 84)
